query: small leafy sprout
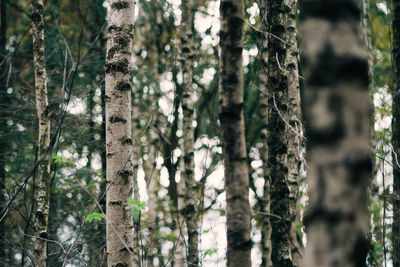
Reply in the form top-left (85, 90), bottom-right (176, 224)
top-left (203, 248), bottom-right (218, 258)
top-left (86, 213), bottom-right (105, 223)
top-left (127, 199), bottom-right (146, 224)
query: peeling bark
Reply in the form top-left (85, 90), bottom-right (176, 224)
top-left (31, 1), bottom-right (51, 266)
top-left (219, 1), bottom-right (251, 266)
top-left (300, 1), bottom-right (370, 266)
top-left (105, 1), bottom-right (135, 266)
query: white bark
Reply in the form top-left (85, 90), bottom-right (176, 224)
top-left (105, 1), bottom-right (135, 266)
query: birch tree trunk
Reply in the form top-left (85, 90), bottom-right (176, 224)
top-left (219, 1), bottom-right (251, 266)
top-left (181, 0), bottom-right (199, 266)
top-left (105, 1), bottom-right (135, 266)
top-left (283, 1), bottom-right (303, 265)
top-left (392, 1), bottom-right (400, 266)
top-left (265, 0), bottom-right (294, 265)
top-left (300, 1), bottom-right (371, 266)
top-left (257, 1), bottom-right (272, 266)
top-left (31, 1), bottom-right (51, 266)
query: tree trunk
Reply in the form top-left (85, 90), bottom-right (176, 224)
top-left (105, 0), bottom-right (135, 266)
top-left (219, 1), bottom-right (251, 266)
top-left (265, 0), bottom-right (294, 265)
top-left (300, 1), bottom-right (371, 266)
top-left (257, 1), bottom-right (272, 266)
top-left (181, 0), bottom-right (199, 266)
top-left (0, 0), bottom-right (7, 263)
top-left (31, 1), bottom-right (51, 266)
top-left (392, 1), bottom-right (400, 266)
top-left (283, 0), bottom-right (303, 265)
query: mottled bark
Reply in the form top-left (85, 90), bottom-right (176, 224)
top-left (265, 0), bottom-right (294, 266)
top-left (31, 1), bottom-right (51, 266)
top-left (219, 1), bottom-right (251, 266)
top-left (0, 0), bottom-right (6, 263)
top-left (392, 1), bottom-right (400, 266)
top-left (181, 0), bottom-right (199, 266)
top-left (284, 1), bottom-right (303, 265)
top-left (105, 1), bottom-right (135, 266)
top-left (257, 1), bottom-right (272, 266)
top-left (300, 1), bottom-right (371, 266)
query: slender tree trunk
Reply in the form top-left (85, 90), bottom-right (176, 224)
top-left (31, 1), bottom-right (51, 266)
top-left (257, 2), bottom-right (272, 266)
top-left (265, 0), bottom-right (294, 265)
top-left (300, 1), bottom-right (371, 266)
top-left (392, 1), bottom-right (400, 266)
top-left (0, 0), bottom-right (7, 263)
top-left (283, 1), bottom-right (303, 265)
top-left (105, 1), bottom-right (135, 266)
top-left (219, 1), bottom-right (251, 266)
top-left (181, 0), bottom-right (199, 266)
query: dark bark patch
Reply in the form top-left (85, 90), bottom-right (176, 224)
top-left (105, 59), bottom-right (130, 74)
top-left (31, 12), bottom-right (42, 23)
top-left (120, 247), bottom-right (134, 253)
top-left (220, 1), bottom-right (238, 18)
top-left (219, 103), bottom-right (243, 124)
top-left (116, 82), bottom-right (131, 91)
top-left (227, 229), bottom-right (252, 251)
top-left (109, 116), bottom-right (127, 123)
top-left (109, 201), bottom-right (122, 206)
top-left (303, 205), bottom-right (355, 227)
top-left (114, 263), bottom-right (128, 267)
top-left (352, 233), bottom-right (369, 267)
top-left (346, 154), bottom-right (372, 185)
top-left (121, 137), bottom-right (132, 145)
top-left (308, 45), bottom-right (369, 88)
top-left (111, 1), bottom-right (129, 10)
top-left (39, 232), bottom-right (48, 239)
top-left (300, 0), bottom-right (360, 22)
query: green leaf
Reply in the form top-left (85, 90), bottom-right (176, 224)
top-left (86, 213), bottom-right (104, 223)
top-left (203, 248), bottom-right (218, 258)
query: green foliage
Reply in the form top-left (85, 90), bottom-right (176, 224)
top-left (127, 198), bottom-right (146, 224)
top-left (86, 212), bottom-right (105, 223)
top-left (203, 248), bottom-right (218, 258)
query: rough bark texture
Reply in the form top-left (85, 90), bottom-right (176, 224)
top-left (284, 1), bottom-right (303, 265)
top-left (265, 0), bottom-right (294, 266)
top-left (0, 0), bottom-right (6, 263)
top-left (105, 1), bottom-right (135, 266)
top-left (300, 1), bottom-right (371, 266)
top-left (219, 1), bottom-right (251, 266)
top-left (257, 1), bottom-right (272, 266)
top-left (32, 1), bottom-right (51, 266)
top-left (181, 0), bottom-right (199, 266)
top-left (393, 1), bottom-right (400, 266)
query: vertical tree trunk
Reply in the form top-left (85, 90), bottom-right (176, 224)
top-left (392, 1), bottom-right (400, 266)
top-left (283, 0), bottom-right (303, 265)
top-left (257, 2), bottom-right (272, 266)
top-left (105, 0), bottom-right (135, 266)
top-left (181, 0), bottom-right (199, 266)
top-left (0, 0), bottom-right (7, 263)
top-left (31, 1), bottom-right (51, 266)
top-left (300, 1), bottom-right (371, 266)
top-left (219, 1), bottom-right (251, 266)
top-left (265, 0), bottom-right (294, 265)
